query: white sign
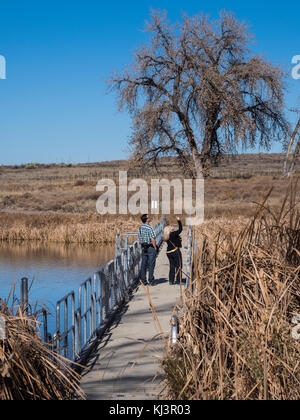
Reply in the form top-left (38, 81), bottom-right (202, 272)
top-left (151, 200), bottom-right (158, 209)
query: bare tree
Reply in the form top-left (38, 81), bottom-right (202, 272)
top-left (109, 10), bottom-right (289, 178)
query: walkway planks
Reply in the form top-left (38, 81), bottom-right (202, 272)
top-left (80, 233), bottom-right (188, 400)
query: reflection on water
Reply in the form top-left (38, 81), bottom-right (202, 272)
top-left (0, 241), bottom-right (115, 267)
top-left (0, 241), bottom-right (115, 319)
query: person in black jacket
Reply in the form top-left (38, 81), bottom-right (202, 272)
top-left (163, 217), bottom-right (183, 285)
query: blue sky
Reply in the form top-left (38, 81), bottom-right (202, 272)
top-left (0, 0), bottom-right (299, 165)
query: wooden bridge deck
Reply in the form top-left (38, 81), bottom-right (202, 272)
top-left (80, 232), bottom-right (188, 400)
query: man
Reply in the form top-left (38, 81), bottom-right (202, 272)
top-left (138, 214), bottom-right (157, 286)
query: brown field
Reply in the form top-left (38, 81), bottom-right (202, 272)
top-left (1, 153), bottom-right (300, 243)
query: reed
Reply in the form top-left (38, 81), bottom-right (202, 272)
top-left (0, 213), bottom-right (139, 244)
top-left (0, 292), bottom-right (85, 400)
top-left (162, 180), bottom-right (300, 400)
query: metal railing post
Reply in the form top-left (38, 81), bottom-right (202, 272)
top-left (74, 309), bottom-right (81, 357)
top-left (186, 224), bottom-right (192, 288)
top-left (20, 277), bottom-right (29, 315)
top-left (123, 237), bottom-right (128, 288)
top-left (171, 314), bottom-right (178, 344)
top-left (115, 233), bottom-right (121, 256)
top-left (55, 302), bottom-right (60, 352)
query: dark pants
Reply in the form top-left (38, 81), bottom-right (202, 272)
top-left (140, 246), bottom-right (157, 284)
top-left (167, 249), bottom-right (182, 284)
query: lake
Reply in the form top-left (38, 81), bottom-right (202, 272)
top-left (0, 241), bottom-right (116, 335)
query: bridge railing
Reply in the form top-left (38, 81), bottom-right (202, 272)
top-left (186, 224), bottom-right (197, 289)
top-left (19, 217), bottom-right (166, 363)
top-left (171, 223), bottom-right (197, 344)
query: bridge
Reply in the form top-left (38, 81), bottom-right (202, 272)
top-left (16, 217), bottom-right (194, 399)
top-left (79, 229), bottom-right (190, 400)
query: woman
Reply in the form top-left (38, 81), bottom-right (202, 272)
top-left (163, 217), bottom-right (183, 285)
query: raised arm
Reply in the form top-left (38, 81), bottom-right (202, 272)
top-left (175, 217), bottom-right (182, 236)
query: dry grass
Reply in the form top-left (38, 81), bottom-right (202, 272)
top-left (162, 180), bottom-right (300, 400)
top-left (1, 154), bottom-right (300, 243)
top-left (0, 293), bottom-right (85, 400)
top-left (0, 154), bottom-right (298, 216)
top-left (0, 213), bottom-right (139, 244)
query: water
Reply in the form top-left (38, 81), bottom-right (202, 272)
top-left (0, 241), bottom-right (115, 335)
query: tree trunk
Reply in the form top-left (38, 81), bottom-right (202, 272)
top-left (192, 148), bottom-right (204, 179)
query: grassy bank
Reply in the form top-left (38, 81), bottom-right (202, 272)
top-left (162, 184), bottom-right (300, 400)
top-left (1, 154), bottom-right (300, 243)
top-left (0, 213), bottom-right (139, 244)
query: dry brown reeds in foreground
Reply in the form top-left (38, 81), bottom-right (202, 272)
top-left (162, 181), bottom-right (300, 400)
top-left (0, 295), bottom-right (85, 400)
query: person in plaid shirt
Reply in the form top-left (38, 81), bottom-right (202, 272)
top-left (138, 214), bottom-right (157, 286)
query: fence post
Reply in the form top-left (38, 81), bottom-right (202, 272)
top-left (115, 233), bottom-right (121, 256)
top-left (171, 314), bottom-right (178, 344)
top-left (74, 309), bottom-right (81, 357)
top-left (192, 231), bottom-right (197, 290)
top-left (92, 274), bottom-right (97, 335)
top-left (123, 237), bottom-right (128, 288)
top-left (20, 277), bottom-right (29, 315)
top-left (186, 225), bottom-right (192, 288)
top-left (42, 309), bottom-right (49, 343)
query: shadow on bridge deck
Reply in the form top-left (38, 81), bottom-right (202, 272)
top-left (80, 234), bottom-right (188, 400)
